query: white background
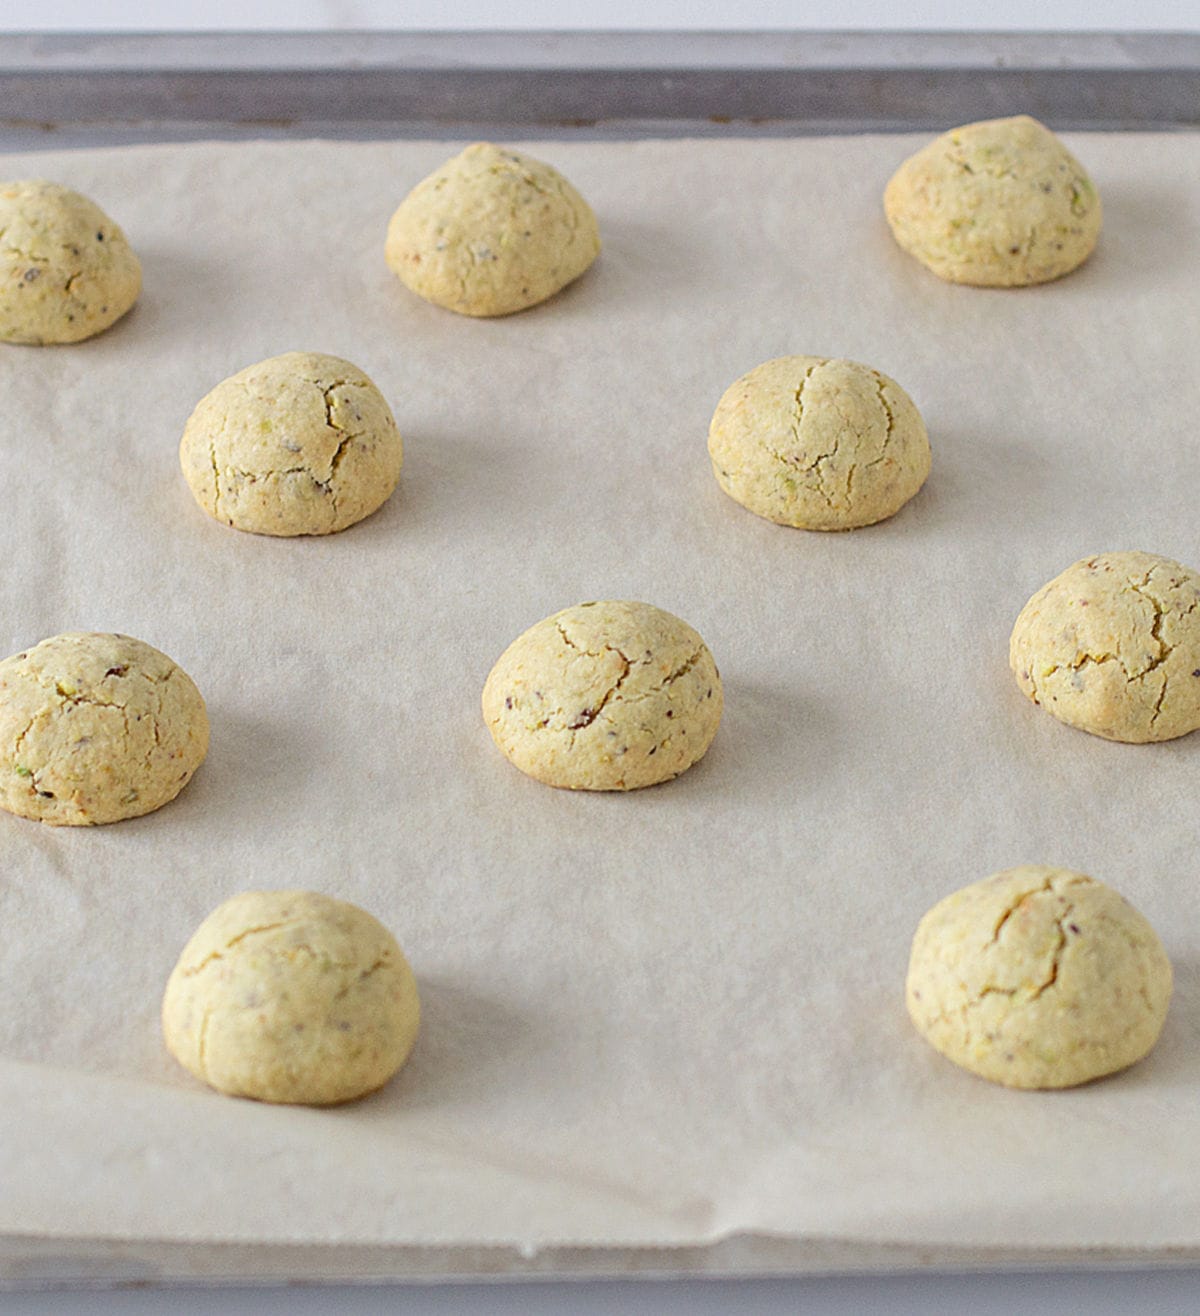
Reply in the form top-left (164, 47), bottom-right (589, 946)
top-left (2, 3), bottom-right (1199, 1313)
top-left (0, 1), bottom-right (1197, 31)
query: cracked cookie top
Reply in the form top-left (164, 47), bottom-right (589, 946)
top-left (906, 865), bottom-right (1172, 1089)
top-left (707, 355), bottom-right (930, 531)
top-left (883, 115), bottom-right (1102, 287)
top-left (0, 631), bottom-right (208, 825)
top-left (481, 600), bottom-right (723, 791)
top-left (385, 142), bottom-right (600, 317)
top-left (162, 890), bottom-right (420, 1105)
top-left (179, 351), bottom-right (403, 537)
top-left (1010, 551), bottom-right (1200, 743)
top-left (0, 179), bottom-right (142, 344)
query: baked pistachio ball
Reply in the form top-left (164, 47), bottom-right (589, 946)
top-left (907, 866), bottom-right (1172, 1089)
top-left (0, 180), bottom-right (141, 343)
top-left (179, 351), bottom-right (403, 536)
top-left (0, 632), bottom-right (208, 825)
top-left (385, 142), bottom-right (601, 316)
top-left (1010, 551), bottom-right (1200, 743)
top-left (708, 356), bottom-right (930, 530)
top-left (482, 601), bottom-right (723, 791)
top-left (162, 890), bottom-right (421, 1106)
top-left (883, 115), bottom-right (1102, 286)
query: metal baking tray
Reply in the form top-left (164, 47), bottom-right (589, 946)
top-left (1, 29), bottom-right (1198, 1291)
top-left (1, 30), bottom-right (1198, 150)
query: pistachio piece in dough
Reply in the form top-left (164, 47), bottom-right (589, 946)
top-left (708, 355), bottom-right (930, 530)
top-left (179, 351), bottom-right (403, 537)
top-left (883, 115), bottom-right (1102, 286)
top-left (482, 601), bottom-right (722, 791)
top-left (0, 632), bottom-right (208, 825)
top-left (1010, 551), bottom-right (1200, 743)
top-left (162, 890), bottom-right (421, 1106)
top-left (385, 142), bottom-right (600, 316)
top-left (907, 866), bottom-right (1172, 1089)
top-left (0, 180), bottom-right (141, 344)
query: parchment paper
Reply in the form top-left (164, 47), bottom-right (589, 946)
top-left (1, 134), bottom-right (1199, 1261)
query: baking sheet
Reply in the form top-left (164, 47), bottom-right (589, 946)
top-left (1, 133), bottom-right (1199, 1268)
top-left (5, 32), bottom-right (1200, 146)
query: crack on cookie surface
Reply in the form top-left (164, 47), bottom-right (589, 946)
top-left (554, 621), bottom-right (632, 733)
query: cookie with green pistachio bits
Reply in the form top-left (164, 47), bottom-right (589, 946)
top-left (162, 890), bottom-right (421, 1105)
top-left (385, 142), bottom-right (600, 316)
top-left (0, 180), bottom-right (141, 343)
top-left (708, 355), bottom-right (930, 530)
top-left (1010, 551), bottom-right (1200, 743)
top-left (907, 865), bottom-right (1172, 1089)
top-left (482, 601), bottom-right (722, 791)
top-left (884, 116), bottom-right (1101, 286)
top-left (180, 351), bottom-right (402, 537)
top-left (0, 632), bottom-right (208, 825)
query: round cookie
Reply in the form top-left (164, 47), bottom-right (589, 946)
top-left (179, 351), bottom-right (402, 537)
top-left (0, 180), bottom-right (141, 343)
top-left (162, 890), bottom-right (420, 1106)
top-left (482, 601), bottom-right (722, 791)
top-left (906, 865), bottom-right (1172, 1089)
top-left (0, 632), bottom-right (208, 825)
top-left (1010, 551), bottom-right (1200, 743)
top-left (385, 142), bottom-right (600, 317)
top-left (707, 356), bottom-right (930, 531)
top-left (883, 115), bottom-right (1102, 287)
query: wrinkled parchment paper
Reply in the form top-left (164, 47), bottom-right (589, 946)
top-left (1, 135), bottom-right (1199, 1263)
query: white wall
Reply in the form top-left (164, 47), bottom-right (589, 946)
top-left (1, 1), bottom-right (1198, 30)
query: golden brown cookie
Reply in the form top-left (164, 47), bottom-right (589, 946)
top-left (884, 116), bottom-right (1101, 286)
top-left (482, 601), bottom-right (722, 790)
top-left (179, 351), bottom-right (403, 536)
top-left (907, 865), bottom-right (1172, 1089)
top-left (385, 142), bottom-right (600, 316)
top-left (1010, 551), bottom-right (1200, 743)
top-left (162, 890), bottom-right (421, 1106)
top-left (0, 180), bottom-right (141, 343)
top-left (0, 632), bottom-right (208, 825)
top-left (707, 356), bottom-right (930, 530)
